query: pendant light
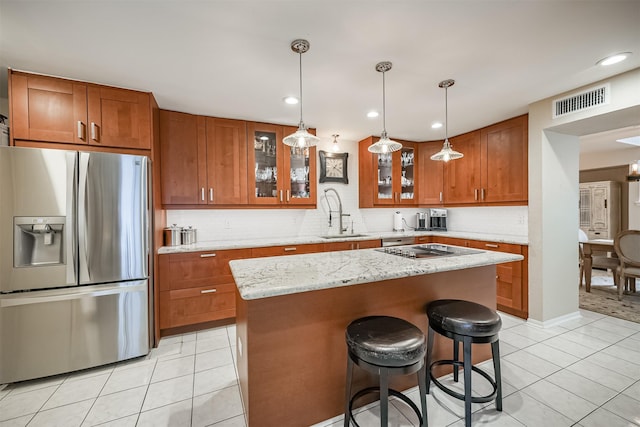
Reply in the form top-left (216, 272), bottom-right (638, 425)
top-left (331, 134), bottom-right (340, 152)
top-left (430, 79), bottom-right (463, 162)
top-left (283, 39), bottom-right (320, 148)
top-left (368, 61), bottom-right (402, 154)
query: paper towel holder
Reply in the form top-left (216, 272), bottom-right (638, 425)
top-left (393, 211), bottom-right (404, 232)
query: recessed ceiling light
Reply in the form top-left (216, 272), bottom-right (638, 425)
top-left (596, 52), bottom-right (632, 66)
top-left (616, 135), bottom-right (640, 146)
top-left (283, 96), bottom-right (299, 105)
top-left (431, 122), bottom-right (443, 129)
top-left (367, 111), bottom-right (379, 118)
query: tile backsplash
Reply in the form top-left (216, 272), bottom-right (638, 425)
top-left (165, 205), bottom-right (528, 243)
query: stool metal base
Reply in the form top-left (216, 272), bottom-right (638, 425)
top-left (429, 360), bottom-right (498, 404)
top-left (426, 327), bottom-right (502, 427)
top-left (344, 350), bottom-right (428, 427)
top-left (348, 386), bottom-right (423, 427)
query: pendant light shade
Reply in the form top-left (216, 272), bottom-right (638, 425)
top-left (283, 39), bottom-right (320, 148)
top-left (368, 62), bottom-right (402, 154)
top-left (431, 79), bottom-right (463, 162)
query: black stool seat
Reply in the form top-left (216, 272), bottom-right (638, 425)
top-left (346, 316), bottom-right (426, 367)
top-left (427, 299), bottom-right (502, 337)
top-left (344, 316), bottom-right (428, 427)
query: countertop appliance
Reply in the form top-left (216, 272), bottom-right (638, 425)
top-left (376, 244), bottom-right (480, 259)
top-left (416, 212), bottom-right (427, 231)
top-left (0, 146), bottom-right (150, 384)
top-left (427, 208), bottom-right (448, 231)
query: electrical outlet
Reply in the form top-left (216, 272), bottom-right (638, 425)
top-left (517, 215), bottom-right (525, 225)
top-left (224, 220), bottom-right (231, 229)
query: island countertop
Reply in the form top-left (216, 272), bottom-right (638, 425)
top-left (230, 246), bottom-right (523, 300)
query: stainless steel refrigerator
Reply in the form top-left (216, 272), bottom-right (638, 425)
top-left (0, 146), bottom-right (150, 384)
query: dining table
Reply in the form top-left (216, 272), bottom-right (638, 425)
top-left (582, 238), bottom-right (615, 292)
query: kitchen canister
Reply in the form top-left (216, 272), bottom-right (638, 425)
top-left (181, 226), bottom-right (197, 245)
top-left (163, 224), bottom-right (182, 246)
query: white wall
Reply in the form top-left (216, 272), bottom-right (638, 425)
top-left (166, 137), bottom-right (528, 242)
top-left (528, 68), bottom-right (640, 323)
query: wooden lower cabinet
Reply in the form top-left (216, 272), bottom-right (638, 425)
top-left (158, 249), bottom-right (251, 330)
top-left (431, 236), bottom-right (528, 319)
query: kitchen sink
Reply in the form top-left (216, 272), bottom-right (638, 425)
top-left (319, 234), bottom-right (369, 239)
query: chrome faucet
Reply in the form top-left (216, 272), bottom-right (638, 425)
top-left (324, 187), bottom-right (350, 234)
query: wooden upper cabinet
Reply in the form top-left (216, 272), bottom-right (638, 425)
top-left (160, 111), bottom-right (248, 206)
top-left (10, 72), bottom-right (87, 144)
top-left (481, 114), bottom-right (528, 203)
top-left (358, 137), bottom-right (418, 207)
top-left (247, 122), bottom-right (316, 207)
top-left (443, 130), bottom-right (482, 204)
top-left (418, 141), bottom-right (444, 205)
top-left (87, 85), bottom-right (151, 150)
top-left (205, 117), bottom-right (248, 205)
top-left (159, 110), bottom-right (203, 205)
top-left (9, 70), bottom-right (151, 150)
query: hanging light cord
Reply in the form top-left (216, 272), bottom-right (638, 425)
top-left (381, 69), bottom-right (387, 135)
top-left (298, 51), bottom-right (304, 127)
top-left (444, 84), bottom-right (449, 141)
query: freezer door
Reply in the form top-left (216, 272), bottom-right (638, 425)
top-left (0, 146), bottom-right (76, 292)
top-left (78, 152), bottom-right (149, 284)
top-left (0, 280), bottom-right (149, 384)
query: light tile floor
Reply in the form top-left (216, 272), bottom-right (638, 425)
top-left (1, 310), bottom-right (639, 426)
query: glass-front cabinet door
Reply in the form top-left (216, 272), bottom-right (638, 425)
top-left (374, 151), bottom-right (395, 205)
top-left (398, 144), bottom-right (416, 205)
top-left (247, 123), bottom-right (282, 205)
top-left (284, 144), bottom-right (316, 205)
top-left (282, 125), bottom-right (316, 206)
top-left (372, 141), bottom-right (417, 206)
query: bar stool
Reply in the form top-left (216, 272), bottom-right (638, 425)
top-left (344, 315), bottom-right (428, 427)
top-left (425, 300), bottom-right (502, 427)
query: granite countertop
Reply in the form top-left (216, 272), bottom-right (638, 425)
top-left (230, 247), bottom-right (523, 300)
top-left (158, 230), bottom-right (528, 254)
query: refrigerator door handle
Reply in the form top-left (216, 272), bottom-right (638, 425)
top-left (0, 281), bottom-right (147, 308)
top-left (67, 152), bottom-right (78, 285)
top-left (78, 152), bottom-right (90, 281)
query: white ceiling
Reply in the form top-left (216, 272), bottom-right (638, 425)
top-left (1, 0), bottom-right (639, 153)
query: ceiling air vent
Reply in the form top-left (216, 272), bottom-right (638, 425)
top-left (552, 84), bottom-right (610, 118)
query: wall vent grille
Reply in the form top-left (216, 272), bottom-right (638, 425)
top-left (552, 84), bottom-right (609, 118)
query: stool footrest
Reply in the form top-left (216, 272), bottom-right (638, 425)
top-left (429, 360), bottom-right (498, 404)
top-left (348, 386), bottom-right (423, 427)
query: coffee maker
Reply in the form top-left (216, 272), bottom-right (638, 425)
top-left (415, 212), bottom-right (428, 231)
top-left (426, 208), bottom-right (447, 231)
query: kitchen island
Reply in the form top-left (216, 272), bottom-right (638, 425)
top-left (230, 246), bottom-right (522, 427)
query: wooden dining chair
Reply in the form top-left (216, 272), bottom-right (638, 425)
top-left (614, 229), bottom-right (640, 300)
top-left (579, 230), bottom-right (620, 288)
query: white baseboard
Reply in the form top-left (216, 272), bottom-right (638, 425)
top-left (526, 310), bottom-right (581, 328)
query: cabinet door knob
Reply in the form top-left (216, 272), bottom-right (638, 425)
top-left (201, 188), bottom-right (205, 201)
top-left (209, 188), bottom-right (213, 202)
top-left (284, 247), bottom-right (297, 252)
top-left (280, 190), bottom-right (283, 202)
top-left (481, 188), bottom-right (486, 200)
top-left (485, 243), bottom-right (499, 248)
top-left (439, 191), bottom-right (443, 203)
top-left (200, 253), bottom-right (216, 258)
top-left (286, 190), bottom-right (290, 202)
top-left (200, 289), bottom-right (217, 294)
top-left (474, 188), bottom-right (479, 201)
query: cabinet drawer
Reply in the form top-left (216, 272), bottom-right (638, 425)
top-left (467, 240), bottom-right (521, 254)
top-left (324, 239), bottom-right (381, 251)
top-left (159, 249), bottom-right (251, 291)
top-left (159, 284), bottom-right (236, 329)
top-left (251, 244), bottom-right (324, 257)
